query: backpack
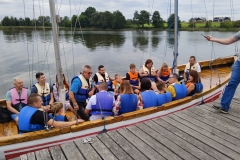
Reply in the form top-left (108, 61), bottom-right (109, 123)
top-left (0, 105), bottom-right (12, 123)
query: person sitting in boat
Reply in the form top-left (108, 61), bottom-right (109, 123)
top-left (31, 72), bottom-right (54, 111)
top-left (52, 74), bottom-right (74, 113)
top-left (85, 82), bottom-right (115, 121)
top-left (156, 81), bottom-right (172, 106)
top-left (167, 73), bottom-right (188, 100)
top-left (69, 65), bottom-right (95, 121)
top-left (139, 59), bottom-right (157, 82)
top-left (112, 74), bottom-right (122, 96)
top-left (157, 63), bottom-right (171, 83)
top-left (18, 93), bottom-right (84, 133)
top-left (139, 78), bottom-right (158, 108)
top-left (93, 65), bottom-right (114, 93)
top-left (6, 78), bottom-right (31, 124)
top-left (49, 102), bottom-right (68, 122)
top-left (183, 56), bottom-right (201, 83)
top-left (185, 70), bottom-right (203, 96)
top-left (126, 63), bottom-right (141, 94)
top-left (113, 80), bottom-right (138, 115)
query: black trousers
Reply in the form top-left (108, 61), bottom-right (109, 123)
top-left (70, 101), bottom-right (89, 121)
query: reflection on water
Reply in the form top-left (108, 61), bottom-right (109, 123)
top-left (0, 30), bottom-right (240, 98)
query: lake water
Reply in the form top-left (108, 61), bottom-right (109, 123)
top-left (0, 29), bottom-right (240, 98)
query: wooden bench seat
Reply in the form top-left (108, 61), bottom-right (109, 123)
top-left (0, 120), bottom-right (18, 137)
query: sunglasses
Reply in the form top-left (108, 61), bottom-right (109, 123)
top-left (85, 72), bottom-right (93, 75)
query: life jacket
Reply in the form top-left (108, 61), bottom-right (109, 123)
top-left (34, 83), bottom-right (51, 106)
top-left (159, 68), bottom-right (171, 81)
top-left (141, 90), bottom-right (158, 108)
top-left (91, 91), bottom-right (113, 116)
top-left (188, 82), bottom-right (203, 96)
top-left (112, 80), bottom-right (122, 87)
top-left (9, 87), bottom-right (28, 112)
top-left (96, 72), bottom-right (112, 90)
top-left (49, 113), bottom-right (65, 121)
top-left (172, 84), bottom-right (188, 100)
top-left (119, 94), bottom-right (138, 114)
top-left (157, 92), bottom-right (172, 106)
top-left (52, 83), bottom-right (69, 102)
top-left (141, 65), bottom-right (156, 81)
top-left (185, 62), bottom-right (200, 80)
top-left (18, 106), bottom-right (45, 134)
top-left (71, 74), bottom-right (90, 102)
top-left (128, 71), bottom-right (139, 86)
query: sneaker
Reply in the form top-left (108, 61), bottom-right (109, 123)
top-left (212, 105), bottom-right (221, 110)
top-left (218, 108), bottom-right (228, 114)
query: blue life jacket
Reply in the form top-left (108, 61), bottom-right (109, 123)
top-left (141, 90), bottom-right (158, 108)
top-left (129, 79), bottom-right (139, 86)
top-left (160, 75), bottom-right (170, 82)
top-left (188, 82), bottom-right (204, 96)
top-left (71, 75), bottom-right (90, 102)
top-left (173, 84), bottom-right (188, 100)
top-left (141, 75), bottom-right (156, 82)
top-left (157, 92), bottom-right (172, 106)
top-left (18, 106), bottom-right (45, 134)
top-left (49, 114), bottom-right (65, 121)
top-left (91, 91), bottom-right (113, 116)
top-left (119, 94), bottom-right (138, 115)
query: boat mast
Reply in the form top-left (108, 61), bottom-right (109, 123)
top-left (49, 0), bottom-right (65, 111)
top-left (173, 0), bottom-right (178, 73)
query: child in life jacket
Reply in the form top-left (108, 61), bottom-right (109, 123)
top-left (112, 74), bottom-right (122, 98)
top-left (49, 102), bottom-right (68, 122)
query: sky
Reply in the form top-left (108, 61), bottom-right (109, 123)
top-left (0, 0), bottom-right (239, 22)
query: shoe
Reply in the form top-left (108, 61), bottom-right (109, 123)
top-left (212, 105), bottom-right (221, 110)
top-left (218, 108), bottom-right (228, 114)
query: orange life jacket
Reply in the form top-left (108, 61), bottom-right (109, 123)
top-left (112, 79), bottom-right (122, 87)
top-left (128, 71), bottom-right (139, 80)
top-left (186, 81), bottom-right (195, 88)
top-left (161, 68), bottom-right (171, 77)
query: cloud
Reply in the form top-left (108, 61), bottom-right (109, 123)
top-left (0, 0), bottom-right (239, 21)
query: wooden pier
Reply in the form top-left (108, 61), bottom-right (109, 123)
top-left (12, 96), bottom-right (240, 160)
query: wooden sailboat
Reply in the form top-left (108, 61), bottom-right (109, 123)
top-left (0, 0), bottom-right (236, 159)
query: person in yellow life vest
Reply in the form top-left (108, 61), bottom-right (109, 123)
top-left (93, 65), bottom-right (114, 92)
top-left (126, 63), bottom-right (141, 94)
top-left (157, 63), bottom-right (171, 83)
top-left (112, 74), bottom-right (122, 95)
top-left (184, 56), bottom-right (201, 83)
top-left (31, 72), bottom-right (54, 111)
top-left (167, 73), bottom-right (188, 100)
top-left (139, 59), bottom-right (157, 82)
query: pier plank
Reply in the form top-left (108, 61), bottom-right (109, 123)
top-left (107, 130), bottom-right (147, 160)
top-left (97, 133), bottom-right (133, 160)
top-left (74, 138), bottom-right (101, 160)
top-left (187, 106), bottom-right (240, 130)
top-left (61, 141), bottom-right (84, 160)
top-left (180, 109), bottom-right (240, 145)
top-left (35, 149), bottom-right (51, 160)
top-left (117, 127), bottom-right (163, 160)
top-left (26, 152), bottom-right (36, 160)
top-left (172, 112), bottom-right (240, 153)
top-left (49, 145), bottom-right (66, 160)
top-left (153, 118), bottom-right (231, 160)
top-left (161, 115), bottom-right (240, 159)
top-left (19, 154), bottom-right (27, 160)
top-left (144, 120), bottom-right (216, 160)
top-left (133, 123), bottom-right (196, 160)
top-left (90, 135), bottom-right (117, 160)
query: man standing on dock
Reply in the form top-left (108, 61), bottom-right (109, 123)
top-left (206, 32), bottom-right (240, 113)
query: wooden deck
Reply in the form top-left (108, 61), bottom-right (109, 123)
top-left (12, 96), bottom-right (240, 160)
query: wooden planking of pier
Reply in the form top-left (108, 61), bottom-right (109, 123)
top-left (12, 96), bottom-right (240, 160)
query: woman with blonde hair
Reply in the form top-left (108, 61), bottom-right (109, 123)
top-left (157, 63), bottom-right (171, 82)
top-left (113, 80), bottom-right (138, 115)
top-left (49, 102), bottom-right (68, 121)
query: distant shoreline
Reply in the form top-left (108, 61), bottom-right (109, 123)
top-left (0, 26), bottom-right (239, 32)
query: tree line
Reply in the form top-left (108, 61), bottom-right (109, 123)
top-left (0, 6), bottom-right (172, 29)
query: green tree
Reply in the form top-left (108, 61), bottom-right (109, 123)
top-left (102, 11), bottom-right (113, 29)
top-left (18, 18), bottom-right (25, 26)
top-left (133, 10), bottom-right (140, 27)
top-left (205, 20), bottom-right (212, 28)
top-left (152, 11), bottom-right (163, 28)
top-left (2, 16), bottom-right (10, 26)
top-left (79, 15), bottom-right (89, 28)
top-left (82, 6), bottom-right (96, 27)
top-left (188, 22), bottom-right (196, 28)
top-left (220, 21), bottom-right (233, 28)
top-left (90, 12), bottom-right (103, 28)
top-left (138, 10), bottom-right (150, 28)
top-left (167, 14), bottom-right (181, 29)
top-left (25, 17), bottom-right (31, 26)
top-left (112, 10), bottom-right (126, 29)
top-left (126, 19), bottom-right (133, 27)
top-left (71, 15), bottom-right (80, 28)
top-left (233, 20), bottom-right (240, 28)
